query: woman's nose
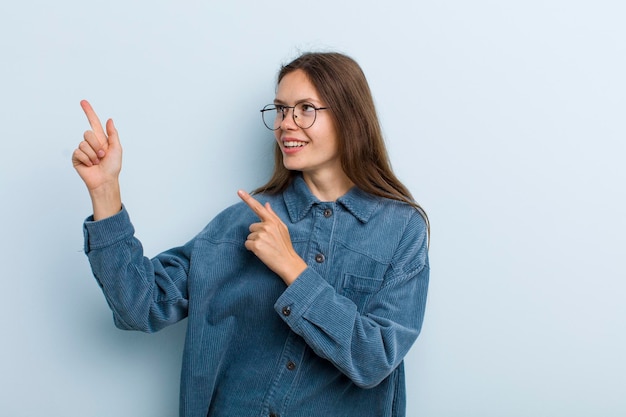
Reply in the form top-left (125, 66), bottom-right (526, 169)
top-left (279, 107), bottom-right (298, 130)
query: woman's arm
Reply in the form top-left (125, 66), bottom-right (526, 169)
top-left (75, 100), bottom-right (189, 331)
top-left (84, 208), bottom-right (191, 332)
top-left (237, 190), bottom-right (429, 387)
top-left (72, 100), bottom-right (123, 220)
top-left (274, 211), bottom-right (429, 388)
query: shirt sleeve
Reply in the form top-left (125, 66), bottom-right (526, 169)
top-left (273, 211), bottom-right (429, 389)
top-left (83, 206), bottom-right (190, 332)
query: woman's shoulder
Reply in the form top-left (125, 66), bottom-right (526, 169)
top-left (383, 197), bottom-right (427, 227)
top-left (365, 195), bottom-right (429, 248)
top-left (349, 188), bottom-right (427, 227)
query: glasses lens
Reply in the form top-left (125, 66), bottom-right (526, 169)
top-left (261, 105), bottom-right (280, 131)
top-left (294, 103), bottom-right (316, 129)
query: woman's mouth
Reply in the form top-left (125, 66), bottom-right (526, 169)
top-left (283, 140), bottom-right (307, 149)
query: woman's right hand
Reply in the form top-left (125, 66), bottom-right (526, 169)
top-left (72, 100), bottom-right (123, 220)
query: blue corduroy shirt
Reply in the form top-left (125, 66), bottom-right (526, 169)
top-left (83, 175), bottom-right (429, 417)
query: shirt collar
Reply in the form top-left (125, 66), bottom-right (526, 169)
top-left (283, 175), bottom-right (381, 223)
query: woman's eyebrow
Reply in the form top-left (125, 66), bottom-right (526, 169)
top-left (273, 97), bottom-right (318, 105)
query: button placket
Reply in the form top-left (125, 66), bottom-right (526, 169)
top-left (261, 203), bottom-right (338, 416)
top-left (261, 333), bottom-right (307, 415)
top-left (306, 204), bottom-right (335, 278)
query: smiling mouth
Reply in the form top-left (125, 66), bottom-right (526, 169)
top-left (283, 140), bottom-right (307, 149)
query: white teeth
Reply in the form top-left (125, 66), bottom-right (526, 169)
top-left (284, 141), bottom-right (306, 148)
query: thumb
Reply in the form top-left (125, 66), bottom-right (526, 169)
top-left (106, 118), bottom-right (121, 149)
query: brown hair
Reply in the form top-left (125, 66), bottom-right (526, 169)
top-left (254, 52), bottom-right (429, 231)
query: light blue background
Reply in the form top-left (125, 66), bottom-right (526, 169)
top-left (1, 1), bottom-right (624, 416)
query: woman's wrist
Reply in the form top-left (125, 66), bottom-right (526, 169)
top-left (89, 181), bottom-right (122, 221)
top-left (280, 257), bottom-right (308, 286)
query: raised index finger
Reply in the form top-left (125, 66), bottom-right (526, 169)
top-left (80, 100), bottom-right (107, 140)
top-left (237, 190), bottom-right (271, 221)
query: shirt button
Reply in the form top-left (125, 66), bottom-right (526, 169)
top-left (286, 361), bottom-right (296, 371)
top-left (281, 306), bottom-right (291, 316)
top-left (315, 253), bottom-right (325, 263)
top-left (323, 208), bottom-right (333, 218)
top-left (269, 414), bottom-right (279, 417)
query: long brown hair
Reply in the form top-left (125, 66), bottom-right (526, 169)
top-left (254, 52), bottom-right (429, 231)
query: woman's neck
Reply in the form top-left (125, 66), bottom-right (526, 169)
top-left (302, 170), bottom-right (354, 202)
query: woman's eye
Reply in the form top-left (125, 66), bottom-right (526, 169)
top-left (300, 103), bottom-right (315, 113)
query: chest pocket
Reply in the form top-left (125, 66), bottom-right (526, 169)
top-left (342, 274), bottom-right (383, 313)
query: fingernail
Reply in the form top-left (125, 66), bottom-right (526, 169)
top-left (97, 150), bottom-right (105, 158)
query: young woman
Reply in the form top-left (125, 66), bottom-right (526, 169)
top-left (73, 52), bottom-right (430, 417)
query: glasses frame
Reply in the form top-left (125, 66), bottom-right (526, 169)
top-left (260, 103), bottom-right (329, 131)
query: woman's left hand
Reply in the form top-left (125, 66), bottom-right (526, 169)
top-left (238, 190), bottom-right (307, 285)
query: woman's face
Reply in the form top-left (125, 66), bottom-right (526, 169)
top-left (273, 69), bottom-right (344, 182)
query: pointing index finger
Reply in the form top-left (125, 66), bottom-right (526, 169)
top-left (80, 100), bottom-right (107, 140)
top-left (238, 190), bottom-right (270, 221)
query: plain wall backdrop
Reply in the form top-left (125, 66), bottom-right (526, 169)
top-left (1, 1), bottom-right (624, 416)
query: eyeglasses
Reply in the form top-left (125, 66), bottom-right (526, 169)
top-left (260, 102), bottom-right (329, 130)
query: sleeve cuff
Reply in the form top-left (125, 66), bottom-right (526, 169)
top-left (274, 267), bottom-right (329, 330)
top-left (83, 205), bottom-right (134, 253)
